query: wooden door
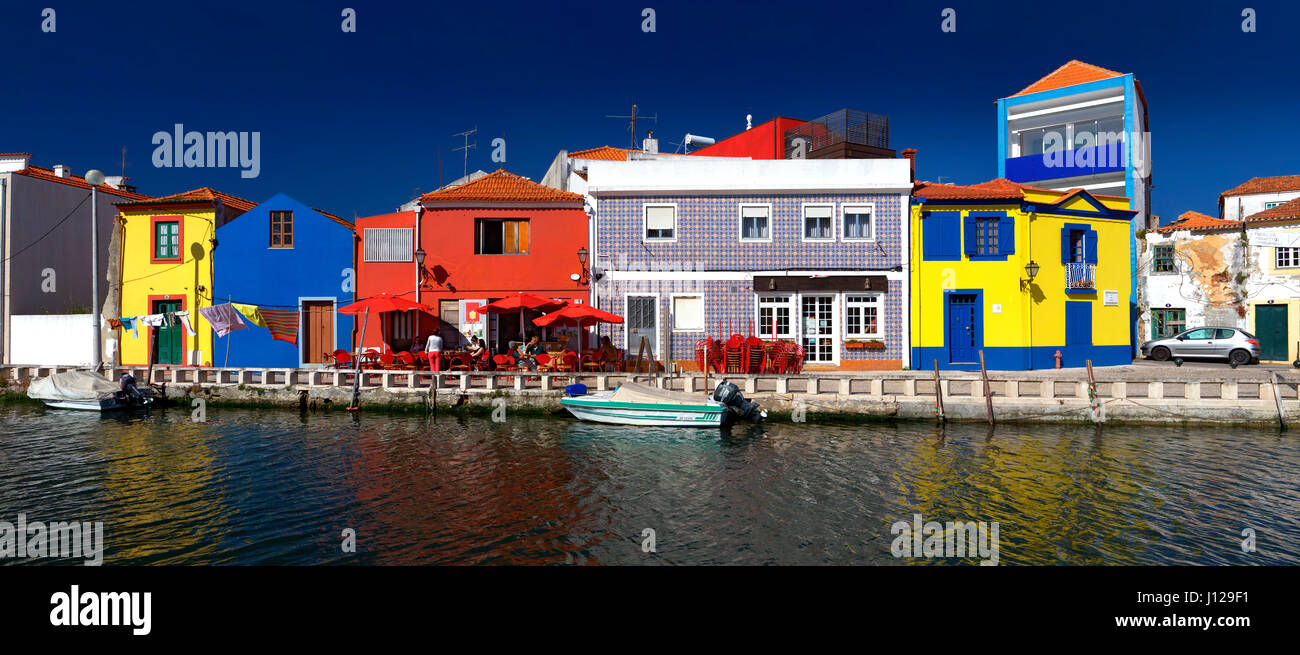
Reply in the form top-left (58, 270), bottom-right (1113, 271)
top-left (302, 301), bottom-right (334, 363)
top-left (152, 299), bottom-right (183, 365)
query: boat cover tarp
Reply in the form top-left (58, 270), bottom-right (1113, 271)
top-left (609, 383), bottom-right (713, 407)
top-left (27, 370), bottom-right (119, 403)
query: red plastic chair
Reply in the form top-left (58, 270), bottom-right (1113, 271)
top-left (554, 352), bottom-right (579, 373)
top-left (449, 353), bottom-right (472, 372)
top-left (327, 349), bottom-right (353, 368)
top-left (723, 335), bottom-right (745, 373)
top-left (581, 354), bottom-right (602, 372)
top-left (743, 336), bottom-right (766, 374)
top-left (378, 351), bottom-right (398, 369)
top-left (395, 352), bottom-right (416, 369)
top-left (535, 353), bottom-right (552, 372)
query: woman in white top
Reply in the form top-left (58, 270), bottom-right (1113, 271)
top-left (425, 333), bottom-right (443, 371)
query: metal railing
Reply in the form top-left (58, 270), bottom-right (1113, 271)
top-left (1064, 262), bottom-right (1096, 290)
top-left (784, 108), bottom-right (889, 157)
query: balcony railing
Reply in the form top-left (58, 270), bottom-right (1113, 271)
top-left (783, 108), bottom-right (890, 158)
top-left (1064, 262), bottom-right (1096, 290)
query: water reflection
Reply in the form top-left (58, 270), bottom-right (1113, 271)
top-left (1, 404), bottom-right (1297, 565)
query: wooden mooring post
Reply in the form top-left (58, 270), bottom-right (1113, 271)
top-left (1086, 359), bottom-right (1103, 423)
top-left (978, 350), bottom-right (994, 426)
top-left (1270, 371), bottom-right (1288, 431)
top-left (932, 359), bottom-right (945, 422)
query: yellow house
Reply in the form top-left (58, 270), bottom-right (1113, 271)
top-left (115, 188), bottom-right (254, 366)
top-left (911, 179), bottom-right (1136, 370)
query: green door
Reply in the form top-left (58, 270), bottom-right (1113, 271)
top-left (151, 300), bottom-right (183, 365)
top-left (1255, 304), bottom-right (1288, 361)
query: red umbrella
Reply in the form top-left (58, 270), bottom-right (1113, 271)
top-left (478, 293), bottom-right (567, 342)
top-left (533, 303), bottom-right (624, 354)
top-left (338, 293), bottom-right (435, 353)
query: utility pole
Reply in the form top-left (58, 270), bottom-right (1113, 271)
top-left (606, 99), bottom-right (657, 149)
top-left (86, 170), bottom-right (106, 372)
top-left (452, 127), bottom-right (477, 180)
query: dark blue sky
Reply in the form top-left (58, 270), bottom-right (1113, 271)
top-left (3, 0), bottom-right (1297, 223)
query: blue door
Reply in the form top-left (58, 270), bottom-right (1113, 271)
top-left (948, 293), bottom-right (980, 364)
top-left (1064, 301), bottom-right (1092, 367)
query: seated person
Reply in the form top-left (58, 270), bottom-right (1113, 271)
top-left (596, 336), bottom-right (620, 367)
top-left (515, 335), bottom-right (543, 370)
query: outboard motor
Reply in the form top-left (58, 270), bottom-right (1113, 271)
top-left (712, 379), bottom-right (766, 423)
top-left (119, 373), bottom-right (151, 406)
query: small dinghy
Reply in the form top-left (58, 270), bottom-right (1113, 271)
top-left (27, 370), bottom-right (156, 412)
top-left (561, 379), bottom-right (765, 427)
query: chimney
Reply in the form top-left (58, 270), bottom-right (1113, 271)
top-left (53, 164), bottom-right (70, 178)
top-left (642, 130), bottom-right (658, 154)
top-left (901, 149), bottom-right (917, 182)
top-left (0, 153), bottom-right (31, 173)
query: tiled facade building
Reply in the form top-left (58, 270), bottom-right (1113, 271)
top-left (584, 158), bottom-right (913, 370)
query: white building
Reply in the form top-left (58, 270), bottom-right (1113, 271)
top-left (1142, 196), bottom-right (1300, 363)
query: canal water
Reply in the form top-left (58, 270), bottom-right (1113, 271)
top-left (2, 404), bottom-right (1297, 565)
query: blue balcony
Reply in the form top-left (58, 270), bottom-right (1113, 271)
top-left (1005, 143), bottom-right (1126, 183)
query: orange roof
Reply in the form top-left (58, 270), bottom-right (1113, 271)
top-left (419, 169), bottom-right (583, 204)
top-left (1010, 60), bottom-right (1125, 97)
top-left (568, 146), bottom-right (636, 161)
top-left (312, 207), bottom-right (354, 229)
top-left (914, 178), bottom-right (1041, 200)
top-left (11, 164), bottom-right (153, 201)
top-left (1245, 198), bottom-right (1300, 223)
top-left (1220, 174), bottom-right (1300, 198)
top-left (115, 186), bottom-right (256, 212)
top-left (1153, 210), bottom-right (1242, 234)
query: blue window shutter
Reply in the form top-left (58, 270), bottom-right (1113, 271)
top-left (922, 213), bottom-right (937, 258)
top-left (942, 214), bottom-right (960, 256)
top-left (1060, 228), bottom-right (1071, 263)
top-left (1084, 231), bottom-right (1098, 264)
top-left (998, 215), bottom-right (1015, 255)
top-left (963, 215), bottom-right (976, 255)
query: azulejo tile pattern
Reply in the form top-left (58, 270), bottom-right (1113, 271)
top-left (593, 193), bottom-right (906, 366)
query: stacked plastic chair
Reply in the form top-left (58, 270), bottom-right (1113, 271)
top-left (743, 336), bottom-right (766, 374)
top-left (723, 335), bottom-right (745, 373)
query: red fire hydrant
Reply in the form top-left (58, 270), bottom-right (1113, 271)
top-left (1054, 350), bottom-right (1063, 369)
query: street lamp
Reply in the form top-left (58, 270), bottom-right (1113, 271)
top-left (576, 246), bottom-right (590, 284)
top-left (414, 246), bottom-right (427, 287)
top-left (86, 169), bottom-right (105, 372)
top-left (1022, 260), bottom-right (1040, 286)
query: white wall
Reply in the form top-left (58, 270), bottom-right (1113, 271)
top-left (1223, 191), bottom-right (1300, 221)
top-left (10, 314), bottom-right (94, 365)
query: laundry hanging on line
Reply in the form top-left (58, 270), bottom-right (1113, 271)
top-left (231, 303), bottom-right (266, 328)
top-left (199, 304), bottom-right (248, 337)
top-left (257, 308), bottom-right (300, 345)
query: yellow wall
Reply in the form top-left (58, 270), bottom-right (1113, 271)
top-left (910, 192), bottom-right (1133, 369)
top-left (119, 206), bottom-right (218, 366)
top-left (1248, 299), bottom-right (1300, 363)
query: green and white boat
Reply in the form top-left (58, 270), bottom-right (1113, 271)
top-left (561, 382), bottom-right (728, 427)
top-left (561, 380), bottom-right (765, 427)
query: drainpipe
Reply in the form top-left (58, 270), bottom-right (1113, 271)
top-left (414, 206), bottom-right (423, 305)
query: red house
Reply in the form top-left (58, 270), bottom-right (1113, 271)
top-left (354, 169), bottom-right (589, 353)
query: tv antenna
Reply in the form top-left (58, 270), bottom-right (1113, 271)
top-left (606, 99), bottom-right (656, 149)
top-left (452, 127), bottom-right (477, 179)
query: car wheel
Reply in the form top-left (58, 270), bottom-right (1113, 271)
top-left (1229, 349), bottom-right (1252, 366)
top-left (1150, 346), bottom-right (1170, 362)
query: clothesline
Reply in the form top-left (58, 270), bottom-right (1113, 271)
top-left (107, 302), bottom-right (299, 346)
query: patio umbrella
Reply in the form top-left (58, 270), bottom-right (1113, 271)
top-left (533, 303), bottom-right (624, 355)
top-left (478, 293), bottom-right (566, 342)
top-left (338, 292), bottom-right (435, 353)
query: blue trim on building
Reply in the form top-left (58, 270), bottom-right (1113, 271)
top-left (943, 288), bottom-right (983, 364)
top-left (996, 99), bottom-right (1008, 178)
top-left (912, 344), bottom-right (1130, 371)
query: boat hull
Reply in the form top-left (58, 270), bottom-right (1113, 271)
top-left (561, 394), bottom-right (726, 427)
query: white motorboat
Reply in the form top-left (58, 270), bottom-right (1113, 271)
top-left (27, 370), bottom-right (155, 412)
top-left (560, 380), bottom-right (765, 427)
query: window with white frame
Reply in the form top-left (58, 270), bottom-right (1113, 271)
top-left (757, 295), bottom-right (794, 338)
top-left (1265, 201), bottom-right (1284, 210)
top-left (739, 205), bottom-right (771, 241)
top-left (1277, 247), bottom-right (1300, 269)
top-left (672, 295), bottom-right (704, 331)
top-left (842, 205), bottom-right (874, 240)
top-left (803, 205), bottom-right (834, 240)
top-left (844, 294), bottom-right (882, 338)
top-left (645, 205), bottom-right (676, 240)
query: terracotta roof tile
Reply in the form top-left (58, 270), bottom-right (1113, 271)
top-left (418, 169), bottom-right (582, 204)
top-left (914, 178), bottom-right (1038, 200)
top-left (1245, 197), bottom-right (1300, 223)
top-left (1220, 174), bottom-right (1300, 198)
top-left (1153, 210), bottom-right (1242, 234)
top-left (1009, 60), bottom-right (1125, 97)
top-left (8, 164), bottom-right (153, 201)
top-left (115, 186), bottom-right (256, 212)
top-left (568, 146), bottom-right (636, 161)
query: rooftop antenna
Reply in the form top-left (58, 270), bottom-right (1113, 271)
top-left (606, 99), bottom-right (657, 149)
top-left (452, 127), bottom-right (477, 179)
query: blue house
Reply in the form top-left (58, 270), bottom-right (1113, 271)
top-left (213, 193), bottom-right (355, 368)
